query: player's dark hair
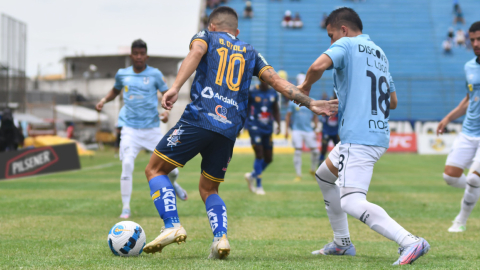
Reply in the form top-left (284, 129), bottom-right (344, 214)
top-left (208, 6), bottom-right (238, 31)
top-left (325, 7), bottom-right (363, 32)
top-left (469, 21), bottom-right (480, 33)
top-left (131, 39), bottom-right (147, 52)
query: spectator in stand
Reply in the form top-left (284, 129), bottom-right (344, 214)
top-left (320, 13), bottom-right (328, 29)
top-left (453, 0), bottom-right (460, 13)
top-left (448, 27), bottom-right (455, 41)
top-left (292, 12), bottom-right (303, 28)
top-left (443, 39), bottom-right (453, 55)
top-left (244, 1), bottom-right (253, 18)
top-left (66, 122), bottom-right (75, 139)
top-left (455, 29), bottom-right (466, 47)
top-left (454, 7), bottom-right (465, 24)
top-left (282, 10), bottom-right (293, 27)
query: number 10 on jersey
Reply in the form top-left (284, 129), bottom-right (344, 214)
top-left (215, 48), bottom-right (245, 91)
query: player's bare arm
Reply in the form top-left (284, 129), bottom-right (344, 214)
top-left (273, 100), bottom-right (281, 135)
top-left (96, 88), bottom-right (121, 111)
top-left (261, 68), bottom-right (338, 116)
top-left (162, 40), bottom-right (208, 110)
top-left (390, 92), bottom-right (398, 110)
top-left (313, 114), bottom-right (319, 132)
top-left (298, 54), bottom-right (334, 96)
top-left (437, 94), bottom-right (469, 135)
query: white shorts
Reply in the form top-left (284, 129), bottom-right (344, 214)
top-left (330, 143), bottom-right (386, 191)
top-left (445, 132), bottom-right (480, 169)
top-left (291, 130), bottom-right (318, 149)
top-left (120, 126), bottom-right (163, 161)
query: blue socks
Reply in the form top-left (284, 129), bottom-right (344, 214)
top-left (205, 194), bottom-right (227, 238)
top-left (254, 158), bottom-right (263, 187)
top-left (261, 159), bottom-right (269, 170)
top-left (149, 175), bottom-right (180, 228)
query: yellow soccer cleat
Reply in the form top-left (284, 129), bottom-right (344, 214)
top-left (208, 234), bottom-right (231, 259)
top-left (143, 224), bottom-right (187, 254)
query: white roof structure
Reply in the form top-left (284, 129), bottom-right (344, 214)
top-left (55, 105), bottom-right (109, 122)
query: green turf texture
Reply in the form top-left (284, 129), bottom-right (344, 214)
top-left (1, 150), bottom-right (479, 269)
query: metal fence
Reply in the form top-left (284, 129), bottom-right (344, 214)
top-left (0, 13), bottom-right (27, 111)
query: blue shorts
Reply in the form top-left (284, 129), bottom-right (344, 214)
top-left (154, 122), bottom-right (234, 182)
top-left (249, 130), bottom-right (273, 150)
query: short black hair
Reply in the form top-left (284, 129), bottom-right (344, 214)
top-left (469, 21), bottom-right (480, 33)
top-left (208, 6), bottom-right (238, 31)
top-left (131, 39), bottom-right (147, 52)
top-left (325, 7), bottom-right (363, 32)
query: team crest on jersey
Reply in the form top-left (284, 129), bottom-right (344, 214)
top-left (255, 96), bottom-right (261, 103)
top-left (270, 96), bottom-right (275, 102)
top-left (197, 30), bottom-right (206, 37)
top-left (143, 77), bottom-right (149, 85)
top-left (167, 126), bottom-right (184, 147)
top-left (207, 105), bottom-right (232, 124)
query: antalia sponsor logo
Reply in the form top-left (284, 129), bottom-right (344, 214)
top-left (201, 87), bottom-right (239, 110)
top-left (5, 147), bottom-right (59, 179)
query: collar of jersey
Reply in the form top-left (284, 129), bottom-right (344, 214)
top-left (130, 65), bottom-right (149, 74)
top-left (359, 34), bottom-right (371, 41)
top-left (213, 31), bottom-right (238, 40)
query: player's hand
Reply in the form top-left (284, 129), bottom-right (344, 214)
top-left (95, 98), bottom-right (106, 112)
top-left (275, 126), bottom-right (281, 135)
top-left (297, 83), bottom-right (311, 97)
top-left (437, 119), bottom-right (449, 136)
top-left (310, 99), bottom-right (338, 116)
top-left (162, 89), bottom-right (179, 110)
top-left (160, 111), bottom-right (169, 123)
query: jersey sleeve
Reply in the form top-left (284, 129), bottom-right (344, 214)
top-left (388, 73), bottom-right (396, 92)
top-left (155, 70), bottom-right (169, 93)
top-left (323, 37), bottom-right (351, 70)
top-left (253, 50), bottom-right (273, 82)
top-left (113, 70), bottom-right (123, 90)
top-left (189, 30), bottom-right (210, 50)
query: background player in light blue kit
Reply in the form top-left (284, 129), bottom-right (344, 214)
top-left (96, 39), bottom-right (185, 219)
top-left (437, 21), bottom-right (480, 233)
top-left (298, 8), bottom-right (428, 265)
top-left (141, 7), bottom-right (337, 259)
top-left (244, 81), bottom-right (280, 195)
top-left (318, 92), bottom-right (340, 166)
top-left (285, 100), bottom-right (319, 182)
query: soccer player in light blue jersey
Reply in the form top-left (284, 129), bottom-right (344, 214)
top-left (298, 8), bottom-right (429, 265)
top-left (437, 21), bottom-right (480, 233)
top-left (96, 39), bottom-right (186, 219)
top-left (141, 7), bottom-right (337, 259)
top-left (285, 101), bottom-right (319, 182)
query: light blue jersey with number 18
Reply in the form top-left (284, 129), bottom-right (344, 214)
top-left (324, 34), bottom-right (396, 149)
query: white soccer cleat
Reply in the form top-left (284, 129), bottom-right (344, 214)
top-left (119, 208), bottom-right (130, 219)
top-left (255, 187), bottom-right (266, 195)
top-left (448, 220), bottom-right (466, 232)
top-left (173, 182), bottom-right (188, 201)
top-left (244, 172), bottom-right (256, 193)
top-left (143, 224), bottom-right (187, 254)
top-left (208, 234), bottom-right (230, 259)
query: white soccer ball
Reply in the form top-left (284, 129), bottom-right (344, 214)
top-left (107, 221), bottom-right (146, 257)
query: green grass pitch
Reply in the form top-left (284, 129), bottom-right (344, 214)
top-left (1, 149), bottom-right (480, 269)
